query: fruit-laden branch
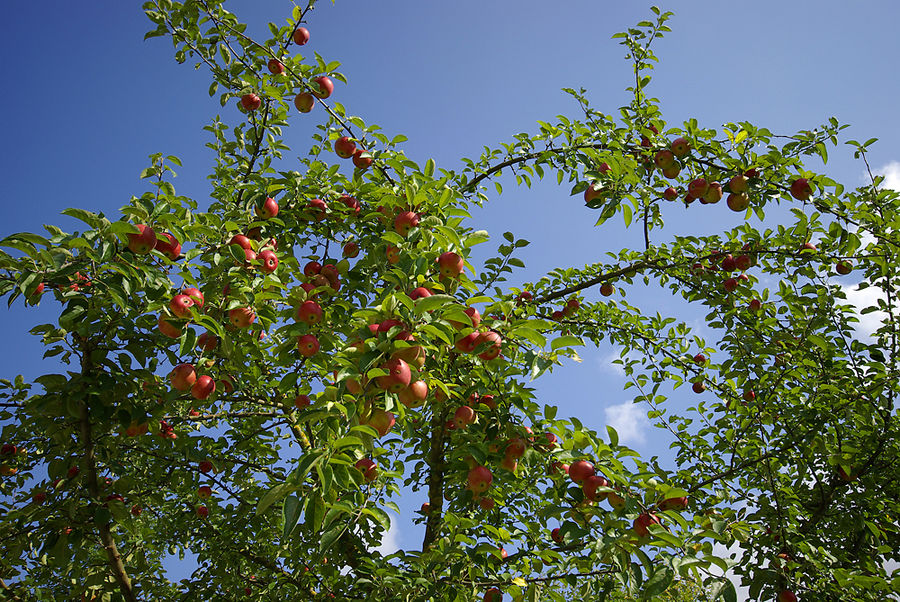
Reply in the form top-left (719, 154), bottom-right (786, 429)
top-left (422, 403), bottom-right (449, 550)
top-left (76, 338), bottom-right (137, 602)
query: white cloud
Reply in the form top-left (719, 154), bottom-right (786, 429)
top-left (603, 401), bottom-right (649, 444)
top-left (878, 161), bottom-right (900, 191)
top-left (375, 512), bottom-right (402, 555)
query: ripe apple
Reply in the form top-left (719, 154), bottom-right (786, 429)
top-left (670, 137), bottom-right (690, 157)
top-left (292, 27), bottom-right (310, 46)
top-left (727, 192), bottom-right (750, 212)
top-left (334, 136), bottom-right (357, 159)
top-left (229, 307), bottom-right (256, 329)
top-left (240, 93), bottom-right (261, 111)
top-left (394, 211), bottom-right (420, 236)
top-left (654, 149), bottom-right (676, 170)
top-left (170, 294), bottom-right (194, 319)
top-left (483, 587), bottom-right (502, 602)
top-left (663, 187), bottom-right (678, 201)
top-left (703, 182), bottom-right (723, 204)
top-left (375, 358), bottom-right (412, 392)
top-left (155, 232), bottom-right (181, 260)
top-left (477, 331), bottom-right (502, 361)
top-left (729, 174), bottom-right (749, 194)
top-left (198, 485), bottom-right (212, 499)
top-left (127, 224), bottom-right (157, 254)
top-left (836, 260), bottom-right (852, 275)
top-left (297, 334), bottom-right (320, 357)
top-left (467, 465), bottom-right (493, 493)
top-left (256, 197), bottom-right (279, 219)
top-left (352, 149), bottom-right (373, 170)
top-left (294, 92), bottom-right (315, 113)
top-left (169, 363), bottom-right (197, 391)
top-left (367, 409), bottom-right (396, 437)
top-left (568, 460), bottom-right (595, 485)
top-left (258, 249), bottom-right (278, 273)
top-left (659, 496), bottom-right (688, 511)
top-left (158, 315), bottom-right (183, 338)
top-left (582, 181), bottom-right (607, 205)
top-left (633, 512), bottom-right (660, 537)
top-left (776, 591), bottom-right (797, 602)
top-left (453, 405), bottom-right (476, 429)
top-left (182, 287), bottom-right (204, 308)
top-left (687, 178), bottom-right (709, 199)
top-left (355, 458), bottom-right (377, 482)
top-left (583, 475), bottom-right (610, 502)
top-left (191, 375), bottom-right (215, 400)
top-left (790, 178), bottom-right (812, 201)
top-left (229, 234), bottom-right (252, 250)
top-left (311, 76), bottom-right (334, 99)
top-left (296, 300), bottom-right (323, 325)
top-left (267, 58), bottom-right (285, 74)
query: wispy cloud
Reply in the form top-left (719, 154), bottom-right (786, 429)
top-left (603, 401), bottom-right (649, 444)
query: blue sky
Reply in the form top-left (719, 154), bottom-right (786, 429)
top-left (2, 1), bottom-right (899, 596)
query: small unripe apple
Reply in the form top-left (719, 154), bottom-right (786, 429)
top-left (294, 92), bottom-right (315, 113)
top-left (256, 197), bottom-right (279, 220)
top-left (267, 58), bottom-right (285, 74)
top-left (240, 93), bottom-right (261, 111)
top-left (334, 136), bottom-right (357, 159)
top-left (292, 27), bottom-right (310, 46)
top-left (311, 76), bottom-right (334, 99)
top-left (127, 224), bottom-right (157, 254)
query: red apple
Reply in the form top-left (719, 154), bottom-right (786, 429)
top-left (394, 211), bottom-right (420, 236)
top-left (633, 512), bottom-right (660, 537)
top-left (467, 465), bottom-right (493, 493)
top-left (294, 92), bottom-right (315, 113)
top-left (158, 315), bottom-right (183, 338)
top-left (258, 249), bottom-right (278, 273)
top-left (169, 363), bottom-right (197, 391)
top-left (311, 76), bottom-right (333, 99)
top-left (297, 334), bottom-right (320, 357)
top-left (355, 458), bottom-right (377, 482)
top-left (352, 149), bottom-right (373, 170)
top-left (155, 232), bottom-right (181, 260)
top-left (127, 224), bottom-right (157, 254)
top-left (292, 27), bottom-right (310, 46)
top-left (170, 294), bottom-right (194, 319)
top-left (790, 178), bottom-right (812, 201)
top-left (568, 460), bottom-right (595, 485)
top-left (334, 136), bottom-right (357, 159)
top-left (229, 307), bottom-right (256, 329)
top-left (240, 93), bottom-right (261, 111)
top-left (191, 375), bottom-right (215, 400)
top-left (437, 251), bottom-right (464, 279)
top-left (256, 197), bottom-right (279, 220)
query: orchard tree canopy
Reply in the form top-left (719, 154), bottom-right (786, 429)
top-left (1, 2), bottom-right (899, 601)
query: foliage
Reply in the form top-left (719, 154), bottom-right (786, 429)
top-left (0, 1), bottom-right (898, 601)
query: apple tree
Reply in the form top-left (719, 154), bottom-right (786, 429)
top-left (0, 2), bottom-right (898, 601)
